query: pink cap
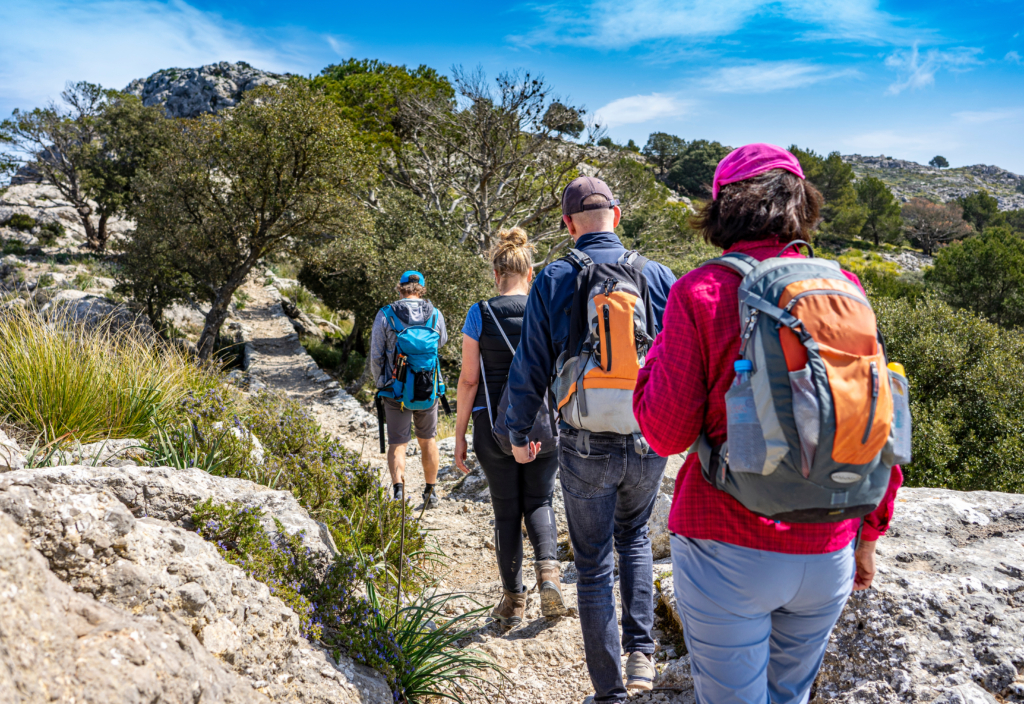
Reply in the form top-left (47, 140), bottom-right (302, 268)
top-left (712, 143), bottom-right (804, 200)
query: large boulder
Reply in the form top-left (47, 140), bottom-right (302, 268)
top-left (0, 467), bottom-right (390, 703)
top-left (126, 62), bottom-right (286, 118)
top-left (0, 510), bottom-right (264, 703)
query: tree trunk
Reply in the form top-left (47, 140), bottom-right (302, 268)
top-left (95, 211), bottom-right (110, 252)
top-left (196, 293), bottom-right (233, 361)
top-left (78, 205), bottom-right (99, 249)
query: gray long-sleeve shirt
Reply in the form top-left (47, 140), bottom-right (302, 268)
top-left (369, 298), bottom-right (448, 389)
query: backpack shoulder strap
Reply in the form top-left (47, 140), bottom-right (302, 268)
top-left (701, 252), bottom-right (758, 279)
top-left (381, 305), bottom-right (405, 333)
top-left (480, 300), bottom-right (516, 355)
top-left (561, 248), bottom-right (595, 271)
top-left (620, 250), bottom-right (650, 274)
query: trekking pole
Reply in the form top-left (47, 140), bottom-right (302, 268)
top-left (375, 395), bottom-right (386, 454)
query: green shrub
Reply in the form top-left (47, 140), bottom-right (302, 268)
top-left (5, 213), bottom-right (36, 231)
top-left (72, 272), bottom-right (96, 290)
top-left (927, 226), bottom-right (1024, 328)
top-left (2, 240), bottom-right (27, 256)
top-left (859, 268), bottom-right (928, 303)
top-left (37, 273), bottom-right (55, 288)
top-left (37, 221), bottom-right (65, 246)
top-left (301, 336), bottom-right (344, 370)
top-left (876, 296), bottom-right (1024, 492)
top-left (0, 307), bottom-right (220, 442)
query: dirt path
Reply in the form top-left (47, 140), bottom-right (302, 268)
top-left (238, 279), bottom-right (693, 704)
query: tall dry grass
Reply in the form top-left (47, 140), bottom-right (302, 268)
top-left (0, 307), bottom-right (220, 442)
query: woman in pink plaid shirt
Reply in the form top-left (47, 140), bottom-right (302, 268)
top-left (633, 143), bottom-right (902, 704)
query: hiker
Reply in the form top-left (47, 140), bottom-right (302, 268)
top-left (452, 227), bottom-right (564, 628)
top-left (370, 270), bottom-right (448, 508)
top-left (633, 143), bottom-right (905, 704)
top-left (506, 176), bottom-right (676, 702)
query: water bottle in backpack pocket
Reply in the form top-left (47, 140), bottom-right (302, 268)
top-left (886, 362), bottom-right (912, 465)
top-left (788, 365), bottom-right (820, 478)
top-left (725, 360), bottom-right (766, 473)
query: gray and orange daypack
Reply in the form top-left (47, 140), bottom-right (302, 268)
top-left (694, 240), bottom-right (912, 523)
top-left (551, 249), bottom-right (658, 455)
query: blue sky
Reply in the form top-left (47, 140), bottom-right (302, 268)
top-left (2, 0), bottom-right (1023, 172)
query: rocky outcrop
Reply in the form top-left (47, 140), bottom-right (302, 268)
top-left (0, 466), bottom-right (389, 703)
top-left (0, 183), bottom-right (134, 248)
top-left (125, 62), bottom-right (286, 118)
top-left (655, 487), bottom-right (1024, 704)
top-left (844, 155), bottom-right (1024, 210)
top-left (0, 510), bottom-right (264, 703)
top-left (41, 289), bottom-right (156, 336)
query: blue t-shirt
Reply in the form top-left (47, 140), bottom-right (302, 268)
top-left (461, 303), bottom-right (486, 411)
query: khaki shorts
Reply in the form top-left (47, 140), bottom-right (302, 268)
top-left (382, 398), bottom-right (438, 445)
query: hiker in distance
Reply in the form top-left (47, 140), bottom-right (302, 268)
top-left (370, 270), bottom-right (448, 509)
top-left (634, 143), bottom-right (905, 704)
top-left (506, 176), bottom-right (676, 703)
top-left (453, 227), bottom-right (565, 627)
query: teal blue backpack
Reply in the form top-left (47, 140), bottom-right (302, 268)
top-left (376, 305), bottom-right (447, 411)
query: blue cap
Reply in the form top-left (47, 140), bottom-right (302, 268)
top-left (400, 270), bottom-right (425, 286)
top-left (734, 360), bottom-right (753, 372)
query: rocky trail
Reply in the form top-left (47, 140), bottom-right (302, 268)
top-left (237, 281), bottom-right (1024, 704)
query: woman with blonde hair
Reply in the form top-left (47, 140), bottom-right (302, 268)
top-left (454, 227), bottom-right (565, 628)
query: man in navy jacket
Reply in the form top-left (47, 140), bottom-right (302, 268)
top-left (507, 176), bottom-right (675, 703)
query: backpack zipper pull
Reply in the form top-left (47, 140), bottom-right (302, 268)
top-left (862, 361), bottom-right (880, 444)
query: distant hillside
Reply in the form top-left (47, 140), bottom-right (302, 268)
top-left (125, 61), bottom-right (287, 119)
top-left (843, 154), bottom-right (1024, 211)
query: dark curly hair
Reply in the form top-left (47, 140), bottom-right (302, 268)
top-left (692, 169), bottom-right (823, 249)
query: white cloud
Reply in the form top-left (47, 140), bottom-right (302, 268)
top-left (840, 129), bottom-right (955, 155)
top-left (0, 0), bottom-right (333, 112)
top-left (884, 44), bottom-right (983, 95)
top-left (704, 61), bottom-right (858, 93)
top-left (1006, 51), bottom-right (1022, 64)
top-left (594, 93), bottom-right (689, 127)
top-left (518, 0), bottom-right (914, 48)
top-left (952, 108), bottom-right (1022, 124)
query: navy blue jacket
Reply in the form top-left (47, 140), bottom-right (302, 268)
top-left (506, 232), bottom-right (677, 446)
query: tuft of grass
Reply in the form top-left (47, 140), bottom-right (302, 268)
top-left (279, 284), bottom-right (353, 334)
top-left (0, 307), bottom-right (221, 443)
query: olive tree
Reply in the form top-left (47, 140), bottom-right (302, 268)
top-left (123, 81), bottom-right (373, 359)
top-left (901, 198), bottom-right (972, 255)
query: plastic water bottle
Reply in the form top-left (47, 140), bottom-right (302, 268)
top-left (887, 362), bottom-right (912, 464)
top-left (726, 360), bottom-right (766, 473)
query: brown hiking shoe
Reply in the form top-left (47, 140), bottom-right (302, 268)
top-left (490, 589), bottom-right (527, 628)
top-left (534, 560), bottom-right (568, 617)
top-left (625, 652), bottom-right (656, 691)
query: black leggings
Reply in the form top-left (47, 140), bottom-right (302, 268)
top-left (472, 409), bottom-right (559, 593)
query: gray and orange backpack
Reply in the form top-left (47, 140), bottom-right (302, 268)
top-left (551, 249), bottom-right (658, 456)
top-left (694, 240), bottom-right (912, 523)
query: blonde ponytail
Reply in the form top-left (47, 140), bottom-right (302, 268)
top-left (489, 227), bottom-right (534, 280)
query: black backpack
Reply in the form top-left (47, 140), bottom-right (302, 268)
top-left (478, 300), bottom-right (558, 456)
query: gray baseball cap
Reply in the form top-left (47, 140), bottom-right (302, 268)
top-left (560, 176), bottom-right (620, 229)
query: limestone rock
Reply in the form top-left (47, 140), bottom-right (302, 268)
top-left (0, 182), bottom-right (134, 247)
top-left (126, 62), bottom-right (286, 118)
top-left (0, 468), bottom-right (391, 703)
top-left (0, 510), bottom-right (265, 703)
top-left (649, 491), bottom-right (673, 560)
top-left (0, 429), bottom-right (24, 471)
top-left (40, 289), bottom-right (156, 336)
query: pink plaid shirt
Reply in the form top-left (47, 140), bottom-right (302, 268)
top-left (634, 238), bottom-right (902, 554)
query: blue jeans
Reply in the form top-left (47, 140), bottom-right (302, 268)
top-left (671, 535), bottom-right (855, 704)
top-left (559, 433), bottom-right (667, 704)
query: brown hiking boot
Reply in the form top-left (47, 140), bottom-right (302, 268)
top-left (490, 589), bottom-right (527, 628)
top-left (534, 560), bottom-right (568, 617)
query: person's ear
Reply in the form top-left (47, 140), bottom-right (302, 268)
top-left (494, 270), bottom-right (501, 287)
top-left (526, 268), bottom-right (534, 283)
top-left (612, 205), bottom-right (622, 229)
top-left (562, 214), bottom-right (576, 237)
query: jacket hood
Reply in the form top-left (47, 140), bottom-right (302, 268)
top-left (390, 298), bottom-right (435, 326)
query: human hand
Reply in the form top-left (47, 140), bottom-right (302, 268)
top-left (455, 434), bottom-right (470, 475)
top-left (511, 441), bottom-right (541, 464)
top-left (853, 540), bottom-right (877, 591)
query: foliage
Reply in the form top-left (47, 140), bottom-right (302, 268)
top-left (302, 336), bottom-right (345, 371)
top-left (0, 306), bottom-right (219, 443)
top-left (927, 226), bottom-right (1024, 328)
top-left (313, 58), bottom-right (454, 157)
top-left (383, 66), bottom-right (597, 253)
top-left (5, 213), bottom-right (36, 230)
top-left (597, 136), bottom-right (615, 148)
top-left (37, 221), bottom-right (66, 246)
top-left (901, 198), bottom-right (972, 255)
top-left (876, 296), bottom-right (1024, 492)
top-left (625, 138), bottom-right (640, 153)
top-left (929, 155), bottom-right (949, 168)
top-left (855, 176), bottom-right (903, 246)
top-left (121, 80), bottom-right (374, 359)
top-left (789, 146), bottom-right (865, 236)
top-left (836, 248), bottom-right (901, 278)
top-left (955, 190), bottom-right (1004, 233)
top-left (1005, 209), bottom-right (1024, 234)
top-left (542, 101), bottom-right (584, 138)
top-left (299, 187), bottom-right (493, 374)
top-left (277, 284), bottom-right (351, 332)
top-left (858, 268), bottom-right (928, 304)
top-left (666, 139), bottom-right (731, 197)
top-left (642, 132), bottom-right (686, 175)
